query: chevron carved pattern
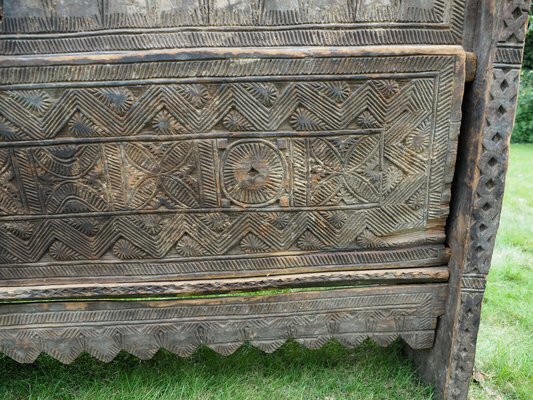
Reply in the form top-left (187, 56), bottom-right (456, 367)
top-left (0, 285), bottom-right (448, 363)
top-left (0, 53), bottom-right (463, 294)
top-left (2, 80), bottom-right (435, 141)
top-left (0, 71), bottom-right (460, 266)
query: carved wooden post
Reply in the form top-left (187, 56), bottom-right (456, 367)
top-left (409, 1), bottom-right (531, 398)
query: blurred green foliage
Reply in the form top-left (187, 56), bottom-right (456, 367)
top-left (523, 13), bottom-right (532, 69)
top-left (511, 70), bottom-right (533, 143)
top-left (512, 12), bottom-right (532, 143)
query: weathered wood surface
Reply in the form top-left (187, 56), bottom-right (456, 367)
top-left (0, 0), bottom-right (472, 54)
top-left (0, 284), bottom-right (448, 363)
top-left (0, 266), bottom-right (449, 300)
top-left (0, 47), bottom-right (464, 297)
top-left (0, 1), bottom-right (530, 399)
top-left (409, 1), bottom-right (531, 399)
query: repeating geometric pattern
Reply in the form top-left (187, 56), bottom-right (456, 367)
top-left (0, 80), bottom-right (435, 142)
top-left (0, 60), bottom-right (463, 270)
top-left (0, 1), bottom-right (467, 54)
top-left (0, 0), bottom-right (477, 375)
top-left (1, 0), bottom-right (453, 32)
top-left (0, 5), bottom-right (527, 399)
top-left (0, 245), bottom-right (448, 285)
top-left (0, 285), bottom-right (447, 363)
top-left (0, 149), bottom-right (25, 215)
top-left (0, 55), bottom-right (454, 87)
top-left (0, 265), bottom-right (450, 300)
top-left (0, 210), bottom-right (434, 265)
top-left (436, 1), bottom-right (531, 399)
top-left (307, 136), bottom-right (381, 206)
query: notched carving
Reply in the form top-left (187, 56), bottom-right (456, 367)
top-left (1, 0), bottom-right (456, 32)
top-left (0, 285), bottom-right (448, 363)
top-left (0, 1), bottom-right (467, 54)
top-left (0, 54), bottom-right (464, 284)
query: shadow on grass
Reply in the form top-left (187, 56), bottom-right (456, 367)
top-left (0, 340), bottom-right (433, 400)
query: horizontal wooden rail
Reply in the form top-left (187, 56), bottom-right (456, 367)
top-left (0, 266), bottom-right (449, 301)
top-left (0, 284), bottom-right (449, 363)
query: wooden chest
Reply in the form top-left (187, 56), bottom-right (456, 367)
top-left (0, 2), bottom-right (529, 399)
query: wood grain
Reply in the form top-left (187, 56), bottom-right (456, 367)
top-left (0, 48), bottom-right (464, 297)
top-left (0, 284), bottom-right (448, 364)
top-left (0, 0), bottom-right (472, 54)
top-left (408, 1), bottom-right (531, 399)
top-left (0, 2), bottom-right (529, 400)
top-left (0, 266), bottom-right (449, 300)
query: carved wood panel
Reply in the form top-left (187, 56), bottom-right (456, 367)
top-left (0, 49), bottom-right (464, 298)
top-left (407, 2), bottom-right (531, 399)
top-left (0, 2), bottom-right (529, 399)
top-left (0, 0), bottom-right (473, 54)
top-left (0, 284), bottom-right (448, 363)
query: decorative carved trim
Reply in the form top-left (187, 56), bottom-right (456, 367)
top-left (460, 275), bottom-right (487, 293)
top-left (409, 1), bottom-right (531, 399)
top-left (447, 2), bottom-right (531, 398)
top-left (0, 266), bottom-right (450, 300)
top-left (0, 285), bottom-right (448, 363)
top-left (0, 245), bottom-right (449, 283)
top-left (0, 50), bottom-right (464, 297)
top-left (0, 51), bottom-right (454, 87)
top-left (0, 5), bottom-right (527, 400)
top-left (0, 0), bottom-right (469, 54)
top-left (1, 0), bottom-right (456, 33)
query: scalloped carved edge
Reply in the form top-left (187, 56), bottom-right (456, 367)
top-left (0, 285), bottom-right (447, 364)
top-left (1, 331), bottom-right (436, 365)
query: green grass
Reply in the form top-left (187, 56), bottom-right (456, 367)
top-left (0, 145), bottom-right (531, 400)
top-left (0, 342), bottom-right (434, 400)
top-left (468, 144), bottom-right (533, 400)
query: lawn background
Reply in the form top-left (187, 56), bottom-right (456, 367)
top-left (0, 146), bottom-right (531, 399)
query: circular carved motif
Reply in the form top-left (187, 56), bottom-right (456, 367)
top-left (222, 140), bottom-right (287, 207)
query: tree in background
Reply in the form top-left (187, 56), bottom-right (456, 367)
top-left (523, 11), bottom-right (533, 70)
top-left (511, 9), bottom-right (533, 143)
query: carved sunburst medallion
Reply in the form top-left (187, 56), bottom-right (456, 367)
top-left (221, 140), bottom-right (287, 207)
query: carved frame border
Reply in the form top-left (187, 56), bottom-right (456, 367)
top-left (0, 284), bottom-right (448, 364)
top-left (0, 49), bottom-right (464, 298)
top-left (409, 1), bottom-right (531, 399)
top-left (0, 0), bottom-right (471, 55)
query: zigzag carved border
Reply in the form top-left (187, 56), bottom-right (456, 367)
top-left (0, 285), bottom-right (448, 363)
